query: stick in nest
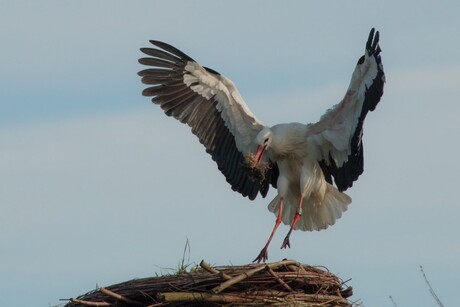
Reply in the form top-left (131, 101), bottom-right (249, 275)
top-left (241, 153), bottom-right (271, 184)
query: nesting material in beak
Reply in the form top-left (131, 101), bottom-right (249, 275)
top-left (241, 146), bottom-right (270, 183)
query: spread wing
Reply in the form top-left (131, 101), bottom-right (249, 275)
top-left (138, 41), bottom-right (278, 199)
top-left (307, 28), bottom-right (385, 191)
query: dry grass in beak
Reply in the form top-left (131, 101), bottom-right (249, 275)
top-left (241, 153), bottom-right (271, 183)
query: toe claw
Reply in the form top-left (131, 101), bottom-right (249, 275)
top-left (253, 248), bottom-right (268, 263)
top-left (281, 237), bottom-right (291, 249)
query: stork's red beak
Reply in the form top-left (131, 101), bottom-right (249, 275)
top-left (254, 145), bottom-right (266, 165)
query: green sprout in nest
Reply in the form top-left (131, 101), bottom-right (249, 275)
top-left (241, 153), bottom-right (271, 184)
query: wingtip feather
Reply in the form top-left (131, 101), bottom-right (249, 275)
top-left (148, 40), bottom-right (195, 62)
top-left (366, 28), bottom-right (381, 55)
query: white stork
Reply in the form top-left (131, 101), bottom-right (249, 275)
top-left (138, 28), bottom-right (385, 263)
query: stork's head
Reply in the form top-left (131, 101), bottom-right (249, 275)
top-left (254, 127), bottom-right (272, 165)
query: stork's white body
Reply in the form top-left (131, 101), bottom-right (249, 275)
top-left (260, 123), bottom-right (351, 232)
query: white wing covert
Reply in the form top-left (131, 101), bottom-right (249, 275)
top-left (307, 28), bottom-right (385, 191)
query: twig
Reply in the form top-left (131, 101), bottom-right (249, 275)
top-left (287, 263), bottom-right (305, 273)
top-left (420, 265), bottom-right (444, 307)
top-left (69, 298), bottom-right (111, 306)
top-left (273, 291), bottom-right (350, 305)
top-left (100, 288), bottom-right (143, 306)
top-left (157, 292), bottom-right (256, 304)
top-left (212, 259), bottom-right (300, 293)
top-left (265, 265), bottom-right (294, 292)
top-left (200, 260), bottom-right (231, 280)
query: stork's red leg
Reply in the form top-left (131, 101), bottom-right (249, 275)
top-left (253, 197), bottom-right (284, 263)
top-left (281, 198), bottom-right (303, 249)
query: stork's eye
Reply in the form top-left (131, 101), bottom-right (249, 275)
top-left (264, 138), bottom-right (269, 144)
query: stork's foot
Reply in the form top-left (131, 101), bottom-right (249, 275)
top-left (281, 212), bottom-right (301, 249)
top-left (253, 246), bottom-right (269, 263)
top-left (281, 228), bottom-right (293, 249)
top-left (281, 236), bottom-right (291, 249)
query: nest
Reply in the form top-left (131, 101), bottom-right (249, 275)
top-left (63, 259), bottom-right (353, 306)
top-left (241, 153), bottom-right (271, 184)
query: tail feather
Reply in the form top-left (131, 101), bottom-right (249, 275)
top-left (268, 183), bottom-right (351, 231)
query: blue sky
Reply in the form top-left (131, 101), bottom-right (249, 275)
top-left (1, 1), bottom-right (460, 306)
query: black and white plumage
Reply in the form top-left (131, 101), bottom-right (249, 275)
top-left (138, 28), bottom-right (385, 262)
